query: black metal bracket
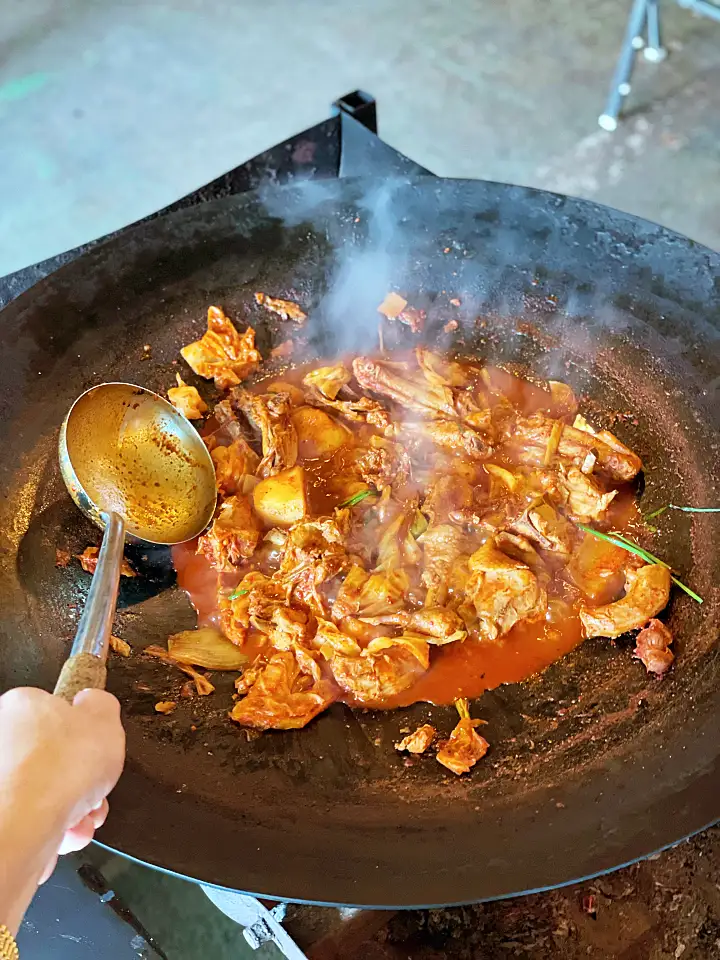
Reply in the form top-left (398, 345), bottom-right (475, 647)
top-left (332, 90), bottom-right (378, 133)
top-left (332, 90), bottom-right (433, 179)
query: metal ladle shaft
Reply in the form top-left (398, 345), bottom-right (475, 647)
top-left (54, 512), bottom-right (125, 701)
top-left (54, 381), bottom-right (217, 703)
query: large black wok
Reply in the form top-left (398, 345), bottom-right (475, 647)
top-left (0, 177), bottom-right (718, 907)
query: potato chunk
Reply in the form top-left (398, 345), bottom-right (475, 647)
top-left (291, 406), bottom-right (350, 460)
top-left (253, 465), bottom-right (308, 527)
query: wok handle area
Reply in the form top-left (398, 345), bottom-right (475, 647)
top-left (53, 512), bottom-right (124, 702)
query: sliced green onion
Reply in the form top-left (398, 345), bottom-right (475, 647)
top-left (644, 506), bottom-right (668, 522)
top-left (228, 587), bottom-right (249, 600)
top-left (610, 532), bottom-right (671, 569)
top-left (577, 524), bottom-right (702, 604)
top-left (644, 504), bottom-right (719, 524)
top-left (338, 489), bottom-right (375, 509)
top-left (671, 576), bottom-right (704, 604)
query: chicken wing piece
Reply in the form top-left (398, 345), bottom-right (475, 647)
top-left (462, 538), bottom-right (548, 641)
top-left (510, 414), bottom-right (642, 481)
top-left (303, 363), bottom-right (393, 432)
top-left (181, 306), bottom-right (262, 391)
top-left (167, 374), bottom-right (208, 419)
top-left (395, 723), bottom-right (436, 754)
top-left (549, 464), bottom-right (617, 523)
top-left (219, 389), bottom-right (298, 478)
top-left (254, 292), bottom-right (307, 325)
top-left (230, 649), bottom-right (336, 730)
top-left (353, 357), bottom-right (461, 420)
top-left (419, 524), bottom-right (469, 607)
top-left (634, 618), bottom-right (674, 675)
top-left (509, 498), bottom-right (575, 556)
top-left (197, 495), bottom-right (261, 572)
top-left (211, 438), bottom-right (261, 498)
top-left (579, 564), bottom-right (671, 638)
top-left (316, 619), bottom-right (429, 706)
top-left (408, 419), bottom-right (492, 459)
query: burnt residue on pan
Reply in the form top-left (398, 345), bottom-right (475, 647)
top-left (0, 178), bottom-right (717, 906)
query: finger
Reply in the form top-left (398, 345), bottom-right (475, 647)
top-left (72, 688), bottom-right (122, 719)
top-left (57, 815), bottom-right (96, 855)
top-left (90, 798), bottom-right (109, 830)
top-left (38, 854), bottom-right (58, 886)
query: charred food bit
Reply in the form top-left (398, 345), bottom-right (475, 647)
top-left (255, 292), bottom-right (307, 325)
top-left (55, 548), bottom-right (72, 568)
top-left (395, 724), bottom-right (436, 754)
top-left (144, 645), bottom-right (215, 695)
top-left (579, 564), bottom-right (671, 639)
top-left (109, 635), bottom-right (132, 657)
top-left (155, 701), bottom-right (177, 715)
top-left (180, 306), bottom-right (261, 391)
top-left (76, 547), bottom-right (136, 578)
top-left (167, 374), bottom-right (208, 419)
top-left (634, 618), bottom-right (674, 675)
top-left (377, 293), bottom-right (425, 333)
top-left (436, 700), bottom-right (489, 775)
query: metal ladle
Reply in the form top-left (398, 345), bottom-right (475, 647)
top-left (55, 382), bottom-right (217, 701)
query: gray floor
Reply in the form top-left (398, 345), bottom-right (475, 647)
top-left (1, 0), bottom-right (720, 278)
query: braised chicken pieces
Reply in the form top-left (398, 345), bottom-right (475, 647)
top-left (165, 305), bottom-right (676, 775)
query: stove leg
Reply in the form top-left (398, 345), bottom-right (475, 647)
top-left (200, 886), bottom-right (307, 959)
top-left (643, 0), bottom-right (667, 62)
top-left (598, 0), bottom-right (666, 130)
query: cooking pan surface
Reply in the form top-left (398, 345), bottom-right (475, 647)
top-left (0, 177), bottom-right (718, 906)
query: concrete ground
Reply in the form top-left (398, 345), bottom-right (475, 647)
top-left (1, 0), bottom-right (720, 278)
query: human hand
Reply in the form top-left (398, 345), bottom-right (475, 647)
top-left (0, 686), bottom-right (125, 903)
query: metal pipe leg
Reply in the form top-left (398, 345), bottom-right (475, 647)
top-left (598, 0), bottom-right (650, 131)
top-left (643, 0), bottom-right (668, 62)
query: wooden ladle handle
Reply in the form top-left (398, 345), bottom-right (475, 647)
top-left (54, 653), bottom-right (108, 703)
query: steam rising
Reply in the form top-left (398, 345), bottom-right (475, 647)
top-left (256, 176), bottom-right (718, 411)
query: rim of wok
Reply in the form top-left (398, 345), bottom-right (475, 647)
top-left (0, 176), bottom-right (718, 907)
